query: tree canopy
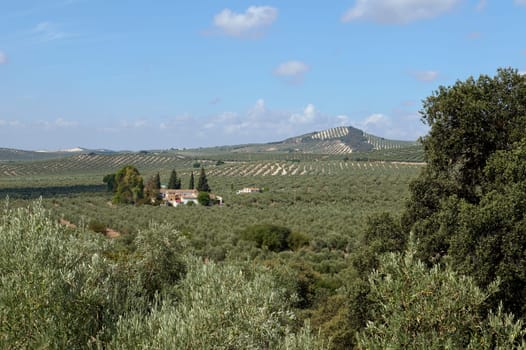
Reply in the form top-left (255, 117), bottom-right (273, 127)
top-left (167, 170), bottom-right (181, 189)
top-left (189, 171), bottom-right (195, 189)
top-left (403, 68), bottom-right (526, 316)
top-left (110, 165), bottom-right (144, 204)
top-left (197, 167), bottom-right (210, 192)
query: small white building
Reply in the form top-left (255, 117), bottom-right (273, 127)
top-left (236, 187), bottom-right (262, 194)
top-left (160, 189), bottom-right (199, 207)
top-left (160, 189), bottom-right (223, 206)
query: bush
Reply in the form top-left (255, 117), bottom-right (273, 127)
top-left (0, 200), bottom-right (188, 349)
top-left (241, 224), bottom-right (292, 252)
top-left (197, 191), bottom-right (210, 206)
top-left (356, 237), bottom-right (526, 349)
top-left (106, 257), bottom-right (329, 349)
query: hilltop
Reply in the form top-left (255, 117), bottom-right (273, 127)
top-left (175, 126), bottom-right (419, 155)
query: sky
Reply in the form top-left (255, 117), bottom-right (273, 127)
top-left (0, 0), bottom-right (525, 151)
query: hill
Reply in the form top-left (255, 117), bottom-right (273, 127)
top-left (178, 126), bottom-right (418, 156)
top-left (0, 127), bottom-right (422, 170)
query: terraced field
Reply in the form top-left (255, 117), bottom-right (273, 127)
top-left (311, 126), bottom-right (350, 140)
top-left (362, 132), bottom-right (418, 150)
top-left (207, 160), bottom-right (423, 177)
top-left (0, 153), bottom-right (196, 177)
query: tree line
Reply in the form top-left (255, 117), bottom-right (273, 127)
top-left (103, 166), bottom-right (211, 205)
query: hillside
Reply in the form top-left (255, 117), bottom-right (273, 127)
top-left (0, 127), bottom-right (421, 170)
top-left (178, 126), bottom-right (418, 156)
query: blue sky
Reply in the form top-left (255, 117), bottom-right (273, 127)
top-left (0, 0), bottom-right (525, 150)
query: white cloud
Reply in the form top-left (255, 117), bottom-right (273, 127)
top-left (515, 0), bottom-right (526, 5)
top-left (363, 113), bottom-right (390, 128)
top-left (352, 110), bottom-right (428, 140)
top-left (336, 115), bottom-right (351, 126)
top-left (0, 51), bottom-right (7, 64)
top-left (342, 0), bottom-right (461, 24)
top-left (213, 6), bottom-right (278, 37)
top-left (274, 60), bottom-right (310, 84)
top-left (33, 22), bottom-right (73, 42)
top-left (290, 104), bottom-right (317, 124)
top-left (411, 70), bottom-right (439, 82)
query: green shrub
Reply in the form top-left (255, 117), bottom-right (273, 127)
top-left (241, 224), bottom-right (292, 252)
top-left (0, 200), bottom-right (188, 349)
top-left (107, 257), bottom-right (329, 349)
top-left (197, 191), bottom-right (210, 206)
top-left (356, 238), bottom-right (526, 349)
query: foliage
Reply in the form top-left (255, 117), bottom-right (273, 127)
top-left (107, 257), bottom-right (329, 349)
top-left (445, 140), bottom-right (526, 315)
top-left (167, 169), bottom-right (181, 189)
top-left (0, 202), bottom-right (131, 348)
top-left (402, 69), bottom-right (526, 318)
top-left (111, 165), bottom-right (144, 204)
top-left (0, 200), bottom-right (190, 349)
top-left (418, 67), bottom-right (526, 203)
top-left (405, 68), bottom-right (526, 237)
top-left (241, 224), bottom-right (293, 252)
top-left (197, 191), bottom-right (210, 206)
top-left (188, 171), bottom-right (195, 189)
top-left (1, 158), bottom-right (421, 348)
top-left (103, 173), bottom-right (117, 192)
top-left (356, 239), bottom-right (526, 349)
top-left (144, 173), bottom-right (161, 204)
top-left (287, 231), bottom-right (311, 250)
top-left (352, 212), bottom-right (405, 275)
top-left (197, 167), bottom-right (210, 192)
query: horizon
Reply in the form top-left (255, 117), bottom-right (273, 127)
top-left (5, 124), bottom-right (419, 152)
top-left (1, 1), bottom-right (525, 151)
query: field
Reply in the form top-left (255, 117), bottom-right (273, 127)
top-left (0, 153), bottom-right (423, 347)
top-left (0, 153), bottom-right (422, 272)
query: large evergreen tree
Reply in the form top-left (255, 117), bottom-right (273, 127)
top-left (189, 171), bottom-right (195, 189)
top-left (401, 68), bottom-right (526, 316)
top-left (196, 167), bottom-right (210, 192)
top-left (168, 170), bottom-right (181, 189)
top-left (112, 165), bottom-right (144, 204)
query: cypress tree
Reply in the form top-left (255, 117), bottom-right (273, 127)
top-left (168, 170), bottom-right (180, 189)
top-left (154, 173), bottom-right (161, 190)
top-left (197, 167), bottom-right (210, 192)
top-left (189, 172), bottom-right (195, 189)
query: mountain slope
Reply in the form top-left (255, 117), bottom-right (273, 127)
top-left (185, 126), bottom-right (418, 155)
